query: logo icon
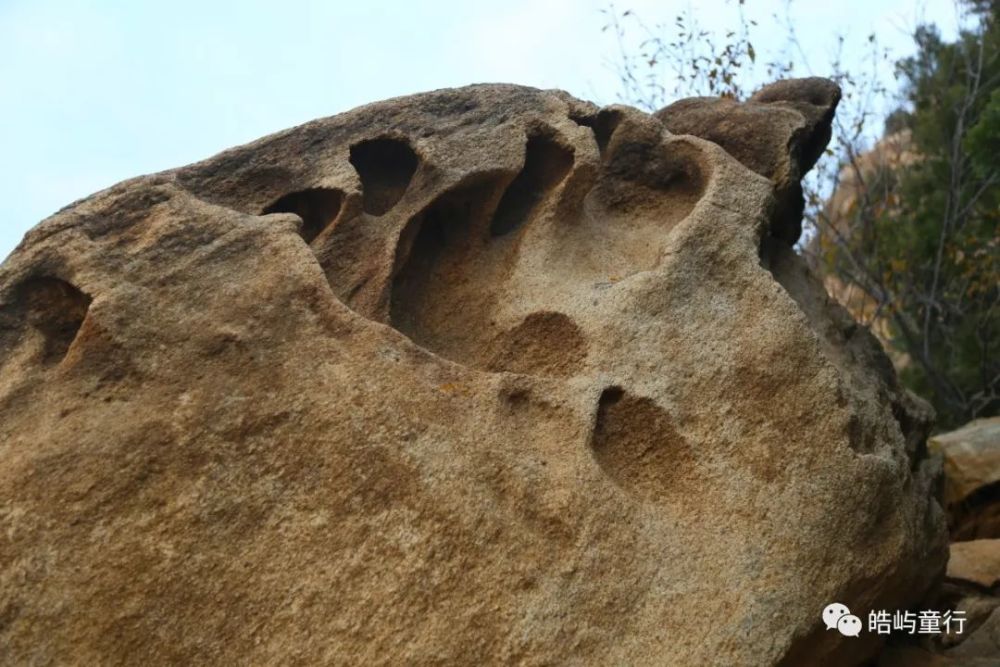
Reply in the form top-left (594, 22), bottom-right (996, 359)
top-left (823, 603), bottom-right (862, 637)
top-left (822, 602), bottom-right (851, 631)
top-left (837, 614), bottom-right (863, 637)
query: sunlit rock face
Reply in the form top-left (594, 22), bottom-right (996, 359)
top-left (0, 80), bottom-right (946, 666)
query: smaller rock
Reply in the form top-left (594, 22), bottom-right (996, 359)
top-left (948, 607), bottom-right (1000, 662)
top-left (933, 580), bottom-right (1000, 649)
top-left (930, 417), bottom-right (1000, 540)
top-left (930, 417), bottom-right (1000, 506)
top-left (948, 540), bottom-right (1000, 590)
top-left (878, 605), bottom-right (1000, 665)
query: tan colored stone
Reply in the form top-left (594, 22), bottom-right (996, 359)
top-left (0, 80), bottom-right (947, 666)
top-left (930, 417), bottom-right (1000, 506)
top-left (949, 540), bottom-right (1000, 589)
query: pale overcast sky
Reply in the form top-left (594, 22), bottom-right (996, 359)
top-left (0, 0), bottom-right (961, 262)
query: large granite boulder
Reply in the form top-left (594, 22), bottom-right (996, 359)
top-left (0, 80), bottom-right (947, 665)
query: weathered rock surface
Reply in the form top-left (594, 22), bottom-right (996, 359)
top-left (0, 80), bottom-right (947, 665)
top-left (655, 77), bottom-right (840, 244)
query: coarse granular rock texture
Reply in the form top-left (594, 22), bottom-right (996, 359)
top-left (0, 80), bottom-right (948, 666)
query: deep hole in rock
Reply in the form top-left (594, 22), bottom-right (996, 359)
top-left (263, 188), bottom-right (343, 243)
top-left (349, 137), bottom-right (419, 216)
top-left (390, 178), bottom-right (499, 337)
top-left (16, 277), bottom-right (92, 365)
top-left (599, 386), bottom-right (625, 407)
top-left (489, 133), bottom-right (574, 237)
top-left (570, 109), bottom-right (622, 157)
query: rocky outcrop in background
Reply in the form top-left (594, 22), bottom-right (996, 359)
top-left (878, 418), bottom-right (1000, 664)
top-left (0, 80), bottom-right (948, 665)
